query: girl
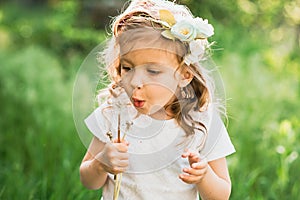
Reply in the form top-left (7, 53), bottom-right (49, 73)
top-left (80, 0), bottom-right (235, 199)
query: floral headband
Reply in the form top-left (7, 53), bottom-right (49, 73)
top-left (113, 0), bottom-right (214, 66)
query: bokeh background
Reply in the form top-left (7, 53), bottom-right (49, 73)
top-left (0, 0), bottom-right (299, 199)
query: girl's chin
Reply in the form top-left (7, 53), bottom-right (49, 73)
top-left (138, 107), bottom-right (171, 120)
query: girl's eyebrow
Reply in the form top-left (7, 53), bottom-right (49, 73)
top-left (120, 58), bottom-right (166, 67)
top-left (144, 62), bottom-right (165, 67)
top-left (120, 58), bottom-right (133, 65)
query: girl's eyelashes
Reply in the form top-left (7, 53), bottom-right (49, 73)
top-left (147, 68), bottom-right (161, 75)
top-left (121, 65), bottom-right (132, 72)
top-left (121, 64), bottom-right (162, 75)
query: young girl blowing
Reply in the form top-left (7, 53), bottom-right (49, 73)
top-left (80, 0), bottom-right (235, 199)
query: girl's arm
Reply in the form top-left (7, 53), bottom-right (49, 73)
top-left (196, 158), bottom-right (231, 200)
top-left (80, 137), bottom-right (108, 189)
top-left (80, 136), bottom-right (129, 190)
top-left (180, 151), bottom-right (231, 200)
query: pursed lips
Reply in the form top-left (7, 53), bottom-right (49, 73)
top-left (132, 97), bottom-right (145, 108)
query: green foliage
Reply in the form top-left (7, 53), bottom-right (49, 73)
top-left (0, 46), bottom-right (100, 199)
top-left (0, 0), bottom-right (299, 199)
top-left (219, 50), bottom-right (300, 199)
top-left (0, 1), bottom-right (106, 73)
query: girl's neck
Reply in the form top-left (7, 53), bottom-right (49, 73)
top-left (146, 94), bottom-right (178, 120)
top-left (148, 107), bottom-right (175, 120)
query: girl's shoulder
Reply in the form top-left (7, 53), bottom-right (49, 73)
top-left (198, 104), bottom-right (235, 161)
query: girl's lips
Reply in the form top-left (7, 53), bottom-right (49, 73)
top-left (132, 98), bottom-right (145, 108)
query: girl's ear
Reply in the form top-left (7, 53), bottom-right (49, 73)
top-left (179, 67), bottom-right (194, 87)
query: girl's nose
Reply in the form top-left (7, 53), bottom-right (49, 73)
top-left (130, 69), bottom-right (144, 89)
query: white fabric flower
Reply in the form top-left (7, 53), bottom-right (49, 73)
top-left (184, 39), bottom-right (208, 65)
top-left (169, 18), bottom-right (214, 42)
top-left (170, 19), bottom-right (197, 42)
top-left (194, 17), bottom-right (214, 38)
top-left (190, 39), bottom-right (207, 55)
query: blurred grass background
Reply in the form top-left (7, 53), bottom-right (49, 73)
top-left (0, 0), bottom-right (299, 199)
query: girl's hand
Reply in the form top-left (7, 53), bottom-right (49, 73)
top-left (179, 149), bottom-right (208, 184)
top-left (94, 140), bottom-right (129, 175)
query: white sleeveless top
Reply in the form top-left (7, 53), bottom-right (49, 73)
top-left (85, 102), bottom-right (235, 200)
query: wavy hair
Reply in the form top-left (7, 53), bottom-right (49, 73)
top-left (99, 16), bottom-right (216, 149)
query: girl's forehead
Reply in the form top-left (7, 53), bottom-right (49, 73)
top-left (117, 27), bottom-right (187, 58)
top-left (120, 49), bottom-right (180, 67)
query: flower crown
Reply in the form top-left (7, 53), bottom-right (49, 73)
top-left (153, 9), bottom-right (214, 65)
top-left (113, 0), bottom-right (214, 66)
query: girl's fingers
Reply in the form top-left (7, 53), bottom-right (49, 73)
top-left (113, 139), bottom-right (129, 146)
top-left (192, 158), bottom-right (207, 168)
top-left (116, 152), bottom-right (129, 161)
top-left (120, 160), bottom-right (129, 167)
top-left (189, 154), bottom-right (200, 163)
top-left (181, 149), bottom-right (191, 158)
top-left (110, 166), bottom-right (127, 174)
top-left (179, 173), bottom-right (204, 184)
top-left (114, 143), bottom-right (129, 153)
top-left (181, 149), bottom-right (198, 158)
top-left (182, 166), bottom-right (207, 176)
top-left (179, 159), bottom-right (208, 184)
top-left (114, 159), bottom-right (129, 168)
top-left (95, 141), bottom-right (129, 174)
top-left (106, 158), bottom-right (129, 174)
top-left (182, 150), bottom-right (202, 166)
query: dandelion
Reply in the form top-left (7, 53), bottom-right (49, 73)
top-left (287, 151), bottom-right (298, 163)
top-left (105, 85), bottom-right (132, 200)
top-left (276, 145), bottom-right (286, 154)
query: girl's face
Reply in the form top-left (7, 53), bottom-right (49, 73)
top-left (120, 49), bottom-right (184, 120)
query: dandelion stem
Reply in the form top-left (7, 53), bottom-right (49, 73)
top-left (113, 113), bottom-right (122, 200)
top-left (117, 113), bottom-right (121, 143)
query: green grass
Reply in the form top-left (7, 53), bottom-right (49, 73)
top-left (0, 46), bottom-right (101, 199)
top-left (219, 49), bottom-right (300, 199)
top-left (0, 2), bottom-right (299, 199)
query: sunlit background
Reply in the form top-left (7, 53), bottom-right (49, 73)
top-left (0, 0), bottom-right (299, 199)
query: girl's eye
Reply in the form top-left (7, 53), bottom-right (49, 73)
top-left (147, 69), bottom-right (160, 75)
top-left (121, 65), bottom-right (132, 72)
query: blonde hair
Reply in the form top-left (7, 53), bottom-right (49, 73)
top-left (98, 1), bottom-right (221, 149)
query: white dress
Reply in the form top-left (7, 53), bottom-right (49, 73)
top-left (84, 101), bottom-right (235, 200)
